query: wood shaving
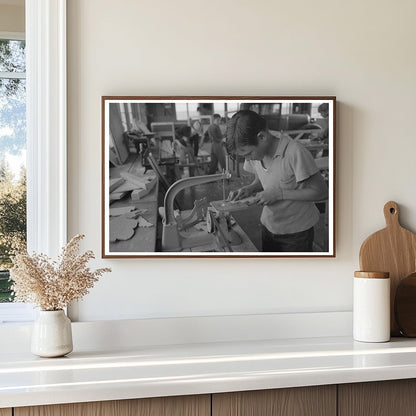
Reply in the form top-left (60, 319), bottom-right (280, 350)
top-left (138, 216), bottom-right (153, 228)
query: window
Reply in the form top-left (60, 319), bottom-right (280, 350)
top-left (0, 36), bottom-right (27, 305)
top-left (175, 102), bottom-right (201, 121)
top-left (0, 0), bottom-right (67, 323)
top-left (213, 103), bottom-right (225, 117)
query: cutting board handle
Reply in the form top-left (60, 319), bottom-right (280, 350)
top-left (384, 201), bottom-right (400, 228)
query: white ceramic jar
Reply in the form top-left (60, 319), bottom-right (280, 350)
top-left (31, 310), bottom-right (73, 357)
top-left (353, 271), bottom-right (390, 342)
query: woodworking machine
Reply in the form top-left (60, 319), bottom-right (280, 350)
top-left (162, 170), bottom-right (236, 252)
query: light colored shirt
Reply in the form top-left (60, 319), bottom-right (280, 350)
top-left (243, 134), bottom-right (320, 234)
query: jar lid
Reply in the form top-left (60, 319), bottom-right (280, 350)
top-left (354, 271), bottom-right (389, 279)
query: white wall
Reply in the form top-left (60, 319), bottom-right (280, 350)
top-left (67, 0), bottom-right (416, 322)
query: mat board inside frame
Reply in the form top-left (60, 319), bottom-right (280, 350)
top-left (102, 97), bottom-right (335, 257)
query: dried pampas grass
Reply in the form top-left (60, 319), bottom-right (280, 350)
top-left (10, 234), bottom-right (111, 311)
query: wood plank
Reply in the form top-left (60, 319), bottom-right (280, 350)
top-left (15, 394), bottom-right (210, 416)
top-left (338, 380), bottom-right (416, 416)
top-left (0, 409), bottom-right (12, 416)
top-left (212, 386), bottom-right (336, 416)
top-left (210, 196), bottom-right (258, 213)
top-left (109, 177), bottom-right (125, 193)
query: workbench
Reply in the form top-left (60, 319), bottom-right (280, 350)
top-left (171, 210), bottom-right (258, 253)
top-left (108, 152), bottom-right (263, 253)
top-left (109, 162), bottom-right (159, 253)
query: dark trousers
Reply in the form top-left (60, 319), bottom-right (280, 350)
top-left (190, 134), bottom-right (199, 157)
top-left (262, 225), bottom-right (314, 252)
top-left (209, 142), bottom-right (226, 174)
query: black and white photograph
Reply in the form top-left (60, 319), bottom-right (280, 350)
top-left (102, 97), bottom-right (335, 257)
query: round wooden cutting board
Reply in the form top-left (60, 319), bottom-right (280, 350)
top-left (359, 201), bottom-right (416, 336)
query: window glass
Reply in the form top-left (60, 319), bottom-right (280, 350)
top-left (281, 103), bottom-right (291, 115)
top-left (213, 103), bottom-right (225, 117)
top-left (0, 39), bottom-right (25, 72)
top-left (311, 103), bottom-right (321, 120)
top-left (227, 102), bottom-right (239, 113)
top-left (187, 103), bottom-right (199, 119)
top-left (175, 103), bottom-right (202, 121)
top-left (0, 39), bottom-right (27, 303)
top-left (175, 102), bottom-right (188, 121)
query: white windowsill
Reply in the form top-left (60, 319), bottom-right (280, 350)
top-left (1, 311), bottom-right (352, 351)
top-left (0, 303), bottom-right (36, 325)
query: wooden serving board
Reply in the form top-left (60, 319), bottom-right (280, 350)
top-left (359, 201), bottom-right (416, 335)
top-left (395, 272), bottom-right (416, 337)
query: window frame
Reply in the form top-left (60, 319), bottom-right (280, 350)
top-left (26, 0), bottom-right (67, 257)
top-left (0, 31), bottom-right (24, 41)
top-left (0, 31), bottom-right (26, 79)
top-left (0, 0), bottom-right (67, 323)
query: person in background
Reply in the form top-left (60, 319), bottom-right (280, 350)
top-left (189, 119), bottom-right (203, 157)
top-left (219, 117), bottom-right (227, 136)
top-left (208, 113), bottom-right (226, 174)
top-left (226, 110), bottom-right (328, 252)
top-left (174, 125), bottom-right (195, 176)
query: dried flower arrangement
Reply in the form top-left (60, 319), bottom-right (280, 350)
top-left (10, 234), bottom-right (111, 311)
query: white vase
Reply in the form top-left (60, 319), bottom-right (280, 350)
top-left (31, 310), bottom-right (73, 357)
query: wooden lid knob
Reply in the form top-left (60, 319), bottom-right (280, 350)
top-left (354, 271), bottom-right (390, 279)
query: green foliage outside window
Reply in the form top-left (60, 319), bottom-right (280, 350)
top-left (0, 162), bottom-right (26, 302)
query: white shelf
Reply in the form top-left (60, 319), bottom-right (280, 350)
top-left (2, 335), bottom-right (416, 408)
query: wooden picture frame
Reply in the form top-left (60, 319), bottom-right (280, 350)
top-left (102, 96), bottom-right (336, 258)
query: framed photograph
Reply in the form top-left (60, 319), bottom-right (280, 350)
top-left (102, 96), bottom-right (335, 257)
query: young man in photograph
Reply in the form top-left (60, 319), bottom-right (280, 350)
top-left (226, 110), bottom-right (328, 252)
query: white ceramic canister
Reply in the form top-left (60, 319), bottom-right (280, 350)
top-left (353, 271), bottom-right (390, 342)
top-left (31, 310), bottom-right (73, 357)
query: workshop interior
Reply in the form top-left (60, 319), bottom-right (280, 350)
top-left (104, 100), bottom-right (332, 255)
